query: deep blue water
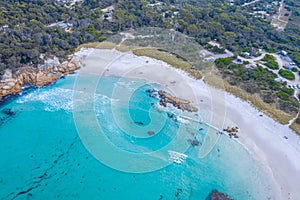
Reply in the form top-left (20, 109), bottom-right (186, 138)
top-left (0, 74), bottom-right (274, 199)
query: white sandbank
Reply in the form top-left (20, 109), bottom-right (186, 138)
top-left (77, 48), bottom-right (300, 200)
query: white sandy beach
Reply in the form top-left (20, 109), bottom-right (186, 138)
top-left (76, 48), bottom-right (300, 200)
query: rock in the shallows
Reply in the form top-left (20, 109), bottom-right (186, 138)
top-left (206, 189), bottom-right (234, 200)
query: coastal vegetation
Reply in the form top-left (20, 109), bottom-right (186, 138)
top-left (278, 69), bottom-right (295, 80)
top-left (206, 44), bottom-right (225, 54)
top-left (202, 70), bottom-right (293, 124)
top-left (261, 54), bottom-right (279, 70)
top-left (291, 67), bottom-right (298, 72)
top-left (215, 58), bottom-right (299, 116)
top-left (1, 0), bottom-right (300, 77)
top-left (0, 0), bottom-right (99, 75)
top-left (123, 28), bottom-right (209, 69)
top-left (291, 52), bottom-right (300, 66)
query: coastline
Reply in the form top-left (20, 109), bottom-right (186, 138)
top-left (77, 48), bottom-right (300, 199)
top-left (129, 47), bottom-right (299, 130)
top-left (1, 47), bottom-right (300, 199)
top-left (0, 56), bottom-right (82, 104)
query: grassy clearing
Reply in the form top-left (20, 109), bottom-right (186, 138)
top-left (75, 41), bottom-right (116, 51)
top-left (115, 44), bottom-right (137, 52)
top-left (290, 122), bottom-right (300, 136)
top-left (271, 18), bottom-right (288, 30)
top-left (125, 27), bottom-right (210, 70)
top-left (132, 48), bottom-right (202, 79)
top-left (202, 69), bottom-right (294, 125)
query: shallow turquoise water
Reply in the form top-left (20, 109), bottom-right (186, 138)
top-left (0, 75), bottom-right (274, 199)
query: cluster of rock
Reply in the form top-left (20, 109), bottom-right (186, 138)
top-left (158, 90), bottom-right (198, 112)
top-left (147, 89), bottom-right (198, 112)
top-left (223, 126), bottom-right (239, 138)
top-left (206, 189), bottom-right (234, 200)
top-left (0, 58), bottom-right (82, 103)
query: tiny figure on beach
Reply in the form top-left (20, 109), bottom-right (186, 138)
top-left (217, 131), bottom-right (223, 135)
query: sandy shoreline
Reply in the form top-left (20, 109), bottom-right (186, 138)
top-left (77, 48), bottom-right (300, 199)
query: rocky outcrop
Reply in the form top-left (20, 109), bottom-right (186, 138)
top-left (206, 190), bottom-right (234, 200)
top-left (157, 90), bottom-right (198, 112)
top-left (0, 58), bottom-right (82, 103)
top-left (146, 89), bottom-right (198, 112)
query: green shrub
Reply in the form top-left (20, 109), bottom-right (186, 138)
top-left (276, 91), bottom-right (290, 101)
top-left (215, 57), bottom-right (234, 68)
top-left (207, 44), bottom-right (225, 54)
top-left (261, 54), bottom-right (273, 62)
top-left (279, 69), bottom-right (295, 80)
top-left (291, 52), bottom-right (300, 66)
top-left (261, 54), bottom-right (279, 69)
top-left (281, 87), bottom-right (294, 95)
top-left (296, 117), bottom-right (300, 125)
top-left (99, 37), bottom-right (106, 42)
top-left (292, 67), bottom-right (298, 72)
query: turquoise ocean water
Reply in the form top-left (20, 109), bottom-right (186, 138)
top-left (0, 74), bottom-right (274, 199)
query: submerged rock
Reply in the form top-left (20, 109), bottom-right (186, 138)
top-left (187, 139), bottom-right (200, 146)
top-left (2, 108), bottom-right (15, 116)
top-left (175, 188), bottom-right (183, 197)
top-left (134, 121), bottom-right (144, 126)
top-left (146, 89), bottom-right (158, 97)
top-left (206, 189), bottom-right (234, 200)
top-left (0, 108), bottom-right (17, 126)
top-left (147, 131), bottom-right (155, 136)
